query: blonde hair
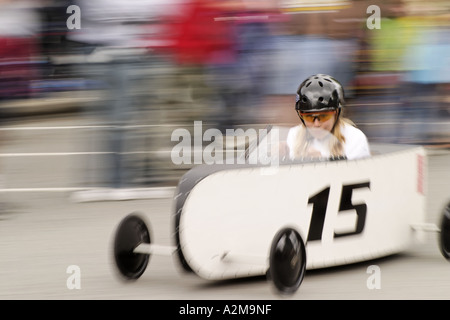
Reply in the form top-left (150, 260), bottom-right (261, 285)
top-left (291, 115), bottom-right (356, 158)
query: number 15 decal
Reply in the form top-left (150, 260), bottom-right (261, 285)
top-left (307, 181), bottom-right (371, 242)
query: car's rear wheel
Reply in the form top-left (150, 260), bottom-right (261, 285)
top-left (113, 213), bottom-right (151, 280)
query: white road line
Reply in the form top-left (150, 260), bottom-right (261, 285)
top-left (0, 187), bottom-right (177, 201)
top-left (0, 124), bottom-right (196, 131)
top-left (0, 150), bottom-right (240, 157)
top-left (0, 187), bottom-right (175, 192)
top-left (0, 121), bottom-right (448, 131)
top-left (0, 187), bottom-right (93, 192)
top-left (0, 152), bottom-right (112, 157)
top-left (0, 151), bottom-right (170, 157)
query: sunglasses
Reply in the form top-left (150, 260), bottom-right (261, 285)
top-left (299, 111), bottom-right (336, 123)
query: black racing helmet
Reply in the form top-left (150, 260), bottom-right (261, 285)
top-left (295, 74), bottom-right (345, 113)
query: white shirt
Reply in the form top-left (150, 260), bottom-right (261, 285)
top-left (286, 123), bottom-right (371, 160)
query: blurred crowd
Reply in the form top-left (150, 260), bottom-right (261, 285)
top-left (0, 0), bottom-right (449, 189)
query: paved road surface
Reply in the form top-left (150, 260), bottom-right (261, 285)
top-left (1, 194), bottom-right (450, 300)
top-left (0, 115), bottom-right (449, 300)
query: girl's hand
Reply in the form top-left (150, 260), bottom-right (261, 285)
top-left (306, 147), bottom-right (321, 158)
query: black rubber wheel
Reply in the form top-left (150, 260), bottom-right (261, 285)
top-left (113, 213), bottom-right (151, 280)
top-left (268, 228), bottom-right (306, 295)
top-left (439, 201), bottom-right (450, 261)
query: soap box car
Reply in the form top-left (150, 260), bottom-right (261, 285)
top-left (112, 126), bottom-right (450, 294)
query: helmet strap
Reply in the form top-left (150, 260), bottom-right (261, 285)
top-left (296, 110), bottom-right (306, 126)
top-left (331, 108), bottom-right (341, 132)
